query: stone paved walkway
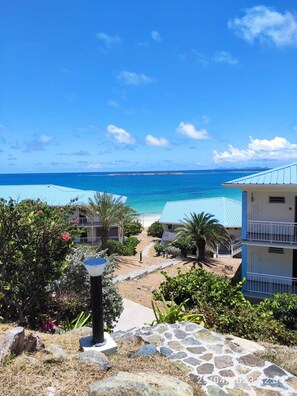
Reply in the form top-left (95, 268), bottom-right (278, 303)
top-left (113, 259), bottom-right (181, 283)
top-left (113, 322), bottom-right (297, 396)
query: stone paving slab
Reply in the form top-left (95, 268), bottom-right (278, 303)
top-left (113, 322), bottom-right (297, 396)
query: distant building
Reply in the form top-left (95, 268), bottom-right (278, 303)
top-left (159, 197), bottom-right (242, 257)
top-left (0, 184), bottom-right (127, 245)
top-left (224, 162), bottom-right (297, 297)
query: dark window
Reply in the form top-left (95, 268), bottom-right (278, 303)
top-left (268, 247), bottom-right (284, 254)
top-left (269, 196), bottom-right (285, 203)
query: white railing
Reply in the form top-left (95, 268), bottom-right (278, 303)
top-left (162, 231), bottom-right (176, 242)
top-left (247, 272), bottom-right (297, 295)
top-left (231, 239), bottom-right (242, 256)
top-left (247, 220), bottom-right (297, 244)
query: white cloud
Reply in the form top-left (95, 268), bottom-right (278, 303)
top-left (176, 122), bottom-right (209, 140)
top-left (96, 32), bottom-right (121, 47)
top-left (213, 136), bottom-right (297, 163)
top-left (117, 71), bottom-right (153, 86)
top-left (151, 30), bottom-right (162, 42)
top-left (145, 134), bottom-right (169, 147)
top-left (213, 51), bottom-right (239, 65)
top-left (228, 6), bottom-right (297, 48)
top-left (39, 134), bottom-right (53, 143)
top-left (107, 100), bottom-right (119, 107)
top-left (107, 124), bottom-right (136, 144)
top-left (87, 163), bottom-right (102, 169)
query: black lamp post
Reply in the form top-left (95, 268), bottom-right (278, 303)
top-left (83, 257), bottom-right (108, 346)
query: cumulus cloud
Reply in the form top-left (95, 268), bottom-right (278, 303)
top-left (96, 32), bottom-right (121, 47)
top-left (213, 51), bottom-right (239, 65)
top-left (213, 136), bottom-right (297, 163)
top-left (151, 30), bottom-right (162, 42)
top-left (117, 71), bottom-right (153, 86)
top-left (228, 6), bottom-right (297, 48)
top-left (176, 122), bottom-right (209, 140)
top-left (107, 124), bottom-right (136, 144)
top-left (23, 134), bottom-right (54, 152)
top-left (145, 134), bottom-right (169, 147)
top-left (107, 100), bottom-right (119, 107)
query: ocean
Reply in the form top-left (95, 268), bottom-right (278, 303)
top-left (0, 170), bottom-right (257, 215)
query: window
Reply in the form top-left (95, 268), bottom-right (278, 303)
top-left (268, 247), bottom-right (284, 254)
top-left (269, 196), bottom-right (285, 203)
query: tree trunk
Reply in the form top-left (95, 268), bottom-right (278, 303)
top-left (101, 228), bottom-right (109, 250)
top-left (197, 240), bottom-right (206, 261)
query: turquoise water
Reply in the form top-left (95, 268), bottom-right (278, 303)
top-left (0, 170), bottom-right (257, 214)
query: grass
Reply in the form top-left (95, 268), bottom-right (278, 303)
top-left (255, 341), bottom-right (297, 377)
top-left (0, 324), bottom-right (205, 396)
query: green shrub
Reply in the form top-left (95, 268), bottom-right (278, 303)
top-left (147, 221), bottom-right (163, 238)
top-left (107, 236), bottom-right (139, 256)
top-left (123, 219), bottom-right (143, 237)
top-left (154, 242), bottom-right (164, 256)
top-left (50, 247), bottom-right (123, 329)
top-left (107, 240), bottom-right (126, 255)
top-left (171, 238), bottom-right (195, 257)
top-left (124, 236), bottom-right (140, 255)
top-left (165, 246), bottom-right (182, 258)
top-left (259, 293), bottom-right (297, 331)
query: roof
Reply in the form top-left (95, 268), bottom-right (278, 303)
top-left (159, 197), bottom-right (241, 227)
top-left (224, 162), bottom-right (297, 186)
top-left (0, 184), bottom-right (127, 206)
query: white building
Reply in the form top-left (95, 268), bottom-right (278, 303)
top-left (224, 163), bottom-right (297, 297)
top-left (0, 184), bottom-right (127, 245)
top-left (159, 197), bottom-right (242, 257)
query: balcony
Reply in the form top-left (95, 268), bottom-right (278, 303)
top-left (162, 231), bottom-right (176, 242)
top-left (247, 272), bottom-right (297, 295)
top-left (246, 220), bottom-right (297, 245)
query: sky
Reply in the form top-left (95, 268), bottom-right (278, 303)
top-left (1, 0), bottom-right (297, 173)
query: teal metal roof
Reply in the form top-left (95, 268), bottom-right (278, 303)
top-left (0, 184), bottom-right (126, 206)
top-left (159, 197), bottom-right (241, 227)
top-left (224, 162), bottom-right (297, 186)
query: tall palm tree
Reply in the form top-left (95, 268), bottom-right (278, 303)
top-left (176, 212), bottom-right (230, 261)
top-left (87, 192), bottom-right (137, 249)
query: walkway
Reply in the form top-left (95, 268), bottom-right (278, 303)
top-left (113, 322), bottom-right (297, 396)
top-left (113, 298), bottom-right (155, 332)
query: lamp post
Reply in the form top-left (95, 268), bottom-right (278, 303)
top-left (83, 257), bottom-right (108, 346)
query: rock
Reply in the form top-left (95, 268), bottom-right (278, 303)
top-left (15, 355), bottom-right (43, 367)
top-left (184, 357), bottom-right (201, 366)
top-left (214, 355), bottom-right (234, 369)
top-left (196, 363), bottom-right (215, 375)
top-left (130, 343), bottom-right (158, 357)
top-left (167, 340), bottom-right (185, 351)
top-left (23, 333), bottom-right (45, 352)
top-left (200, 353), bottom-right (214, 361)
top-left (206, 384), bottom-right (229, 395)
top-left (45, 344), bottom-right (67, 362)
top-left (186, 346), bottom-right (207, 354)
top-left (174, 329), bottom-right (187, 339)
top-left (194, 329), bottom-right (222, 344)
top-left (286, 377), bottom-right (297, 391)
top-left (89, 371), bottom-right (194, 396)
top-left (219, 369), bottom-right (235, 377)
top-left (0, 327), bottom-right (25, 365)
top-left (181, 337), bottom-right (201, 346)
top-left (64, 326), bottom-right (92, 336)
top-left (147, 335), bottom-right (165, 346)
top-left (237, 354), bottom-right (265, 368)
top-left (77, 350), bottom-right (111, 371)
top-left (263, 364), bottom-right (286, 378)
top-left (169, 351), bottom-right (188, 360)
top-left (252, 387), bottom-right (282, 396)
top-left (46, 386), bottom-right (57, 396)
top-left (160, 346), bottom-right (173, 357)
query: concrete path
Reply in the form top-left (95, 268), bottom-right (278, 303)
top-left (113, 298), bottom-right (155, 332)
top-left (142, 241), bottom-right (157, 257)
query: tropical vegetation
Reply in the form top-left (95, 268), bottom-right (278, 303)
top-left (147, 220), bottom-right (163, 238)
top-left (176, 212), bottom-right (230, 261)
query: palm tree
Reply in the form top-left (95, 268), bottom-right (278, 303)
top-left (176, 212), bottom-right (230, 261)
top-left (87, 192), bottom-right (137, 249)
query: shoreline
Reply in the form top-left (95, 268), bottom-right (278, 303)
top-left (138, 213), bottom-right (161, 228)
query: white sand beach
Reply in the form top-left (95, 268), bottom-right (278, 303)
top-left (138, 213), bottom-right (161, 228)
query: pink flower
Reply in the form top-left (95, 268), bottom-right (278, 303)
top-left (72, 219), bottom-right (78, 223)
top-left (38, 210), bottom-right (44, 214)
top-left (61, 232), bottom-right (70, 241)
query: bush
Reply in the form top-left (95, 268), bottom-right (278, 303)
top-left (153, 268), bottom-right (297, 346)
top-left (50, 247), bottom-right (123, 329)
top-left (147, 221), bottom-right (163, 238)
top-left (259, 293), bottom-right (297, 331)
top-left (0, 198), bottom-right (80, 328)
top-left (171, 238), bottom-right (195, 257)
top-left (165, 246), bottom-right (181, 258)
top-left (123, 219), bottom-right (143, 237)
top-left (154, 242), bottom-right (164, 256)
top-left (107, 236), bottom-right (139, 256)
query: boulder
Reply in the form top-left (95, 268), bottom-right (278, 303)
top-left (77, 350), bottom-right (111, 371)
top-left (45, 344), bottom-right (67, 362)
top-left (89, 371), bottom-right (193, 396)
top-left (0, 327), bottom-right (25, 365)
top-left (24, 333), bottom-right (45, 352)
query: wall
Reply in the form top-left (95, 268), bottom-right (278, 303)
top-left (247, 245), bottom-right (292, 277)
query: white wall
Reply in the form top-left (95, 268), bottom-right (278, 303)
top-left (247, 245), bottom-right (292, 277)
top-left (247, 191), bottom-right (296, 222)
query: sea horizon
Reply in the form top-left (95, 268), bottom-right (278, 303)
top-left (0, 168), bottom-right (262, 215)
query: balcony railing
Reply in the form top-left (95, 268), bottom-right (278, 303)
top-left (247, 271), bottom-right (297, 295)
top-left (162, 231), bottom-right (176, 242)
top-left (247, 220), bottom-right (297, 244)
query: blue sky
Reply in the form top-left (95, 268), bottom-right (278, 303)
top-left (1, 0), bottom-right (297, 173)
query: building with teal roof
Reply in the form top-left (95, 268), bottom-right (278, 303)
top-left (160, 197), bottom-right (242, 257)
top-left (0, 184), bottom-right (127, 245)
top-left (225, 162), bottom-right (297, 298)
